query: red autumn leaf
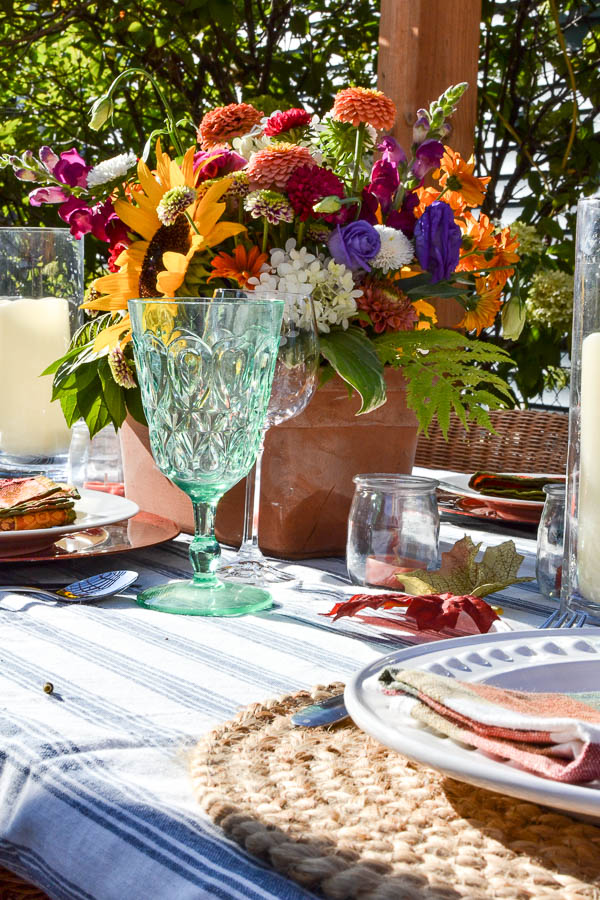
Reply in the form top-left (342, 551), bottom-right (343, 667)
top-left (323, 591), bottom-right (499, 634)
top-left (324, 593), bottom-right (411, 621)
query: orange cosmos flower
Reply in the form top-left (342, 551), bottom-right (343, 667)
top-left (458, 276), bottom-right (503, 334)
top-left (438, 148), bottom-right (491, 208)
top-left (415, 185), bottom-right (466, 217)
top-left (457, 212), bottom-right (496, 272)
top-left (208, 245), bottom-right (269, 288)
top-left (489, 226), bottom-right (520, 270)
top-left (197, 103), bottom-right (263, 149)
top-left (332, 87), bottom-right (396, 131)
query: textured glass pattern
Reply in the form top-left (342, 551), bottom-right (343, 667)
top-left (131, 308), bottom-right (281, 502)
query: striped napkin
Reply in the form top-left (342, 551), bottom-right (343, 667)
top-left (379, 667), bottom-right (600, 783)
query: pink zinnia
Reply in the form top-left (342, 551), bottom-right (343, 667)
top-left (286, 165), bottom-right (345, 222)
top-left (356, 280), bottom-right (418, 333)
top-left (263, 108), bottom-right (312, 137)
top-left (245, 143), bottom-right (316, 190)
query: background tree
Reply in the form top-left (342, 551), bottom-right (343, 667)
top-left (1, 0), bottom-right (598, 404)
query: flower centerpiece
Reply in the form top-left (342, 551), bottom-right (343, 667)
top-left (3, 72), bottom-right (518, 440)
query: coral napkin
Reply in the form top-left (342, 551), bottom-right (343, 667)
top-left (379, 667), bottom-right (600, 783)
top-left (468, 471), bottom-right (563, 501)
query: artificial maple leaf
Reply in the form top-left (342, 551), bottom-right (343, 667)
top-left (325, 593), bottom-right (411, 621)
top-left (397, 535), bottom-right (533, 598)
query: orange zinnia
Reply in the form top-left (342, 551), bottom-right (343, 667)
top-left (458, 276), bottom-right (503, 334)
top-left (208, 245), bottom-right (268, 288)
top-left (438, 148), bottom-right (491, 208)
top-left (197, 103), bottom-right (263, 149)
top-left (332, 87), bottom-right (396, 131)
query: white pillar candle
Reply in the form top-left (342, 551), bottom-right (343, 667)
top-left (577, 330), bottom-right (600, 602)
top-left (0, 297), bottom-right (71, 457)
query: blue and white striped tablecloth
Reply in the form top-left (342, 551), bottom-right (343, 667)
top-left (0, 512), bottom-right (557, 900)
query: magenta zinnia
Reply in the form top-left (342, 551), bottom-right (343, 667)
top-left (286, 165), bottom-right (346, 222)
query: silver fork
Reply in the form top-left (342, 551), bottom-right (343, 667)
top-left (538, 608), bottom-right (588, 629)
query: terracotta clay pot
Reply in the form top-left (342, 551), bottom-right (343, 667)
top-left (119, 369), bottom-right (418, 558)
top-left (216, 369), bottom-right (418, 558)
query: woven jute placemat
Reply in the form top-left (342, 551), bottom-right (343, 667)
top-left (0, 866), bottom-right (49, 900)
top-left (191, 683), bottom-right (600, 900)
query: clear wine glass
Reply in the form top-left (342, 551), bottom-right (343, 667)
top-left (128, 296), bottom-right (284, 615)
top-left (215, 289), bottom-right (320, 584)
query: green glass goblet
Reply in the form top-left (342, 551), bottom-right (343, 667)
top-left (128, 297), bottom-right (284, 616)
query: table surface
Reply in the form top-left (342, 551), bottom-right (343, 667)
top-left (0, 470), bottom-right (568, 900)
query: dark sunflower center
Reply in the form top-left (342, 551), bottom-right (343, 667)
top-left (139, 214), bottom-right (191, 297)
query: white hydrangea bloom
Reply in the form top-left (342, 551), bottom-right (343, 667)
top-left (87, 152), bottom-right (137, 188)
top-left (371, 225), bottom-right (414, 273)
top-left (232, 129), bottom-right (270, 160)
top-left (249, 238), bottom-right (361, 333)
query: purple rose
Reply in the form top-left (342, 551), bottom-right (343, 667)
top-left (53, 148), bottom-right (90, 188)
top-left (377, 136), bottom-right (406, 166)
top-left (193, 148), bottom-right (246, 180)
top-left (411, 140), bottom-right (444, 181)
top-left (367, 159), bottom-right (400, 214)
top-left (386, 190), bottom-right (420, 238)
top-left (28, 185), bottom-right (68, 206)
top-left (328, 220), bottom-right (381, 271)
top-left (414, 201), bottom-right (461, 283)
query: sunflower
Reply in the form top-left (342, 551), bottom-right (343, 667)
top-left (208, 245), bottom-right (268, 288)
top-left (83, 143), bottom-right (245, 349)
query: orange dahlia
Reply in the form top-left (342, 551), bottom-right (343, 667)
top-left (197, 103), bottom-right (263, 149)
top-left (438, 148), bottom-right (491, 208)
top-left (458, 277), bottom-right (503, 334)
top-left (245, 142), bottom-right (316, 190)
top-left (208, 244), bottom-right (268, 288)
top-left (356, 279), bottom-right (418, 334)
top-left (332, 87), bottom-right (396, 131)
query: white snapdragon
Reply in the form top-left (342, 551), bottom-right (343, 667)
top-left (86, 152), bottom-right (137, 188)
top-left (371, 225), bottom-right (414, 273)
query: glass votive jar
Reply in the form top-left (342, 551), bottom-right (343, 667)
top-left (346, 474), bottom-right (440, 587)
top-left (536, 483), bottom-right (565, 601)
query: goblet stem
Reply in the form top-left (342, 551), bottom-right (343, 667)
top-left (238, 432), bottom-right (267, 562)
top-left (189, 500), bottom-right (220, 586)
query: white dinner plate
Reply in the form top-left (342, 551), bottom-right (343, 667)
top-left (0, 488), bottom-right (139, 557)
top-left (345, 628), bottom-right (600, 822)
top-left (439, 472), bottom-right (562, 509)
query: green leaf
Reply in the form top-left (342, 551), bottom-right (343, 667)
top-left (398, 536), bottom-right (534, 598)
top-left (125, 386), bottom-right (147, 426)
top-left (59, 391), bottom-right (82, 429)
top-left (98, 358), bottom-right (128, 429)
top-left (318, 326), bottom-right (386, 414)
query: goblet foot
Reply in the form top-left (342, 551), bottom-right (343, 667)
top-left (136, 580), bottom-right (273, 616)
top-left (219, 559), bottom-right (299, 586)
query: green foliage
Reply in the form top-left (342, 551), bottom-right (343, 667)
top-left (45, 314), bottom-right (145, 437)
top-left (318, 326), bottom-right (386, 415)
top-left (374, 329), bottom-right (515, 436)
top-left (478, 0), bottom-right (599, 405)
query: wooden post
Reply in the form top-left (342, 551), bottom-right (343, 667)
top-left (378, 0), bottom-right (482, 159)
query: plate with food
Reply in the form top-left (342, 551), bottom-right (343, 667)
top-left (437, 471), bottom-right (564, 522)
top-left (0, 475), bottom-right (139, 556)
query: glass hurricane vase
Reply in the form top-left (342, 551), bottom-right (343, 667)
top-left (128, 297), bottom-right (284, 615)
top-left (215, 289), bottom-right (319, 585)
